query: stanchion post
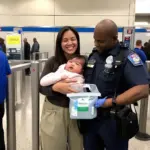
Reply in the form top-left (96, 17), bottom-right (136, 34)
top-left (39, 53), bottom-right (42, 72)
top-left (6, 72), bottom-right (16, 150)
top-left (135, 61), bottom-right (150, 140)
top-left (14, 72), bottom-right (17, 106)
top-left (20, 69), bottom-right (26, 104)
top-left (139, 97), bottom-right (149, 133)
top-left (31, 61), bottom-right (40, 150)
top-left (41, 52), bottom-right (49, 72)
top-left (33, 53), bottom-right (36, 60)
top-left (44, 52), bottom-right (48, 59)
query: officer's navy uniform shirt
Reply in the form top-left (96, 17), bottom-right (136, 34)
top-left (0, 51), bottom-right (11, 103)
top-left (84, 43), bottom-right (149, 99)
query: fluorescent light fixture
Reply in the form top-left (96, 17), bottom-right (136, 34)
top-left (134, 22), bottom-right (149, 25)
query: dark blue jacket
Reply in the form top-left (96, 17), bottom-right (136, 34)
top-left (0, 51), bottom-right (11, 103)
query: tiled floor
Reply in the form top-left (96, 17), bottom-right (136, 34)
top-left (3, 75), bottom-right (150, 150)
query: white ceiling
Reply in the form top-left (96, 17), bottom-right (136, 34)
top-left (136, 0), bottom-right (150, 14)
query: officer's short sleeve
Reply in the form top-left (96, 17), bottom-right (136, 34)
top-left (124, 53), bottom-right (149, 88)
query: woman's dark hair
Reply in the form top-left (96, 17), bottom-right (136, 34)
top-left (0, 38), bottom-right (4, 44)
top-left (54, 26), bottom-right (80, 65)
top-left (69, 54), bottom-right (87, 68)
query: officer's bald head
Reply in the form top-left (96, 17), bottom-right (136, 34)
top-left (94, 19), bottom-right (118, 53)
top-left (95, 19), bottom-right (118, 37)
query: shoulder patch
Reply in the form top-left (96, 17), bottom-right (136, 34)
top-left (127, 53), bottom-right (143, 66)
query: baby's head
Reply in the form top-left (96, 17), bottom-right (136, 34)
top-left (65, 55), bottom-right (86, 74)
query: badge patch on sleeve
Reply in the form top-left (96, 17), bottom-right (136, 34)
top-left (128, 53), bottom-right (143, 66)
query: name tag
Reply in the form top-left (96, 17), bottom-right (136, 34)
top-left (87, 59), bottom-right (96, 68)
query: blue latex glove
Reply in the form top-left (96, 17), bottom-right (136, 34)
top-left (94, 97), bottom-right (107, 108)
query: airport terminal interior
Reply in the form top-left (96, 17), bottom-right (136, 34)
top-left (1, 0), bottom-right (150, 150)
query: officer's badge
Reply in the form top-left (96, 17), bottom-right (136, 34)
top-left (128, 53), bottom-right (143, 66)
top-left (87, 59), bottom-right (96, 68)
top-left (105, 55), bottom-right (113, 68)
top-left (106, 55), bottom-right (113, 64)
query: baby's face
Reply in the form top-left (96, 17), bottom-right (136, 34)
top-left (65, 58), bottom-right (84, 74)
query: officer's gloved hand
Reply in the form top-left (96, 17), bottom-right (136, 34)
top-left (94, 97), bottom-right (107, 108)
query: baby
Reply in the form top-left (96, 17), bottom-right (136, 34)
top-left (40, 55), bottom-right (86, 86)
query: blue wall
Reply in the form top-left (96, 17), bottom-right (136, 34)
top-left (0, 26), bottom-right (149, 33)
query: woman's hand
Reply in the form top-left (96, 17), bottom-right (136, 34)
top-left (52, 79), bottom-right (77, 94)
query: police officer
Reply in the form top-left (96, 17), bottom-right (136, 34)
top-left (83, 19), bottom-right (149, 150)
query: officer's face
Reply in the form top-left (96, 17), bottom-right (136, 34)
top-left (94, 30), bottom-right (117, 53)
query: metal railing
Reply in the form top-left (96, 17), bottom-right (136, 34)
top-left (9, 60), bottom-right (31, 65)
top-left (7, 63), bottom-right (31, 150)
top-left (31, 61), bottom-right (40, 150)
top-left (9, 58), bottom-right (48, 108)
top-left (7, 59), bottom-right (47, 150)
top-left (32, 52), bottom-right (49, 60)
top-left (31, 52), bottom-right (49, 71)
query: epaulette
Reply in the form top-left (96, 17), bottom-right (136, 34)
top-left (120, 43), bottom-right (129, 50)
top-left (92, 47), bottom-right (97, 53)
top-left (88, 47), bottom-right (98, 60)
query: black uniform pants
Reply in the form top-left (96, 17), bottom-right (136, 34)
top-left (0, 102), bottom-right (5, 150)
top-left (82, 117), bottom-right (128, 150)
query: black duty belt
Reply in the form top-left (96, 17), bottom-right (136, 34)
top-left (96, 106), bottom-right (126, 119)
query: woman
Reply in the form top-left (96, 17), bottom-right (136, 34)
top-left (39, 26), bottom-right (83, 150)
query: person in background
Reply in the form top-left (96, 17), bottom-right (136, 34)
top-left (39, 26), bottom-right (83, 150)
top-left (0, 38), bottom-right (6, 54)
top-left (31, 38), bottom-right (40, 60)
top-left (0, 51), bottom-right (11, 150)
top-left (144, 42), bottom-right (149, 47)
top-left (23, 38), bottom-right (31, 75)
top-left (134, 40), bottom-right (147, 63)
top-left (143, 42), bottom-right (150, 60)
